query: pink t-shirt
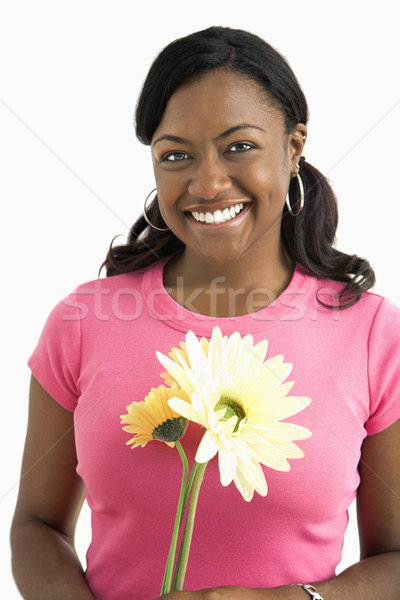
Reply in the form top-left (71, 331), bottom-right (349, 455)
top-left (28, 257), bottom-right (400, 600)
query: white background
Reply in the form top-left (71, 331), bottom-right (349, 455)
top-left (1, 1), bottom-right (399, 598)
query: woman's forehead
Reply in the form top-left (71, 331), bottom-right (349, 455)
top-left (153, 70), bottom-right (284, 141)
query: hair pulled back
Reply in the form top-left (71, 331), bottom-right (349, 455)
top-left (101, 26), bottom-right (375, 307)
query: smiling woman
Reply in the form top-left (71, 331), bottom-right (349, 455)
top-left (150, 71), bottom-right (305, 297)
top-left (102, 27), bottom-right (374, 312)
top-left (11, 25), bottom-right (400, 600)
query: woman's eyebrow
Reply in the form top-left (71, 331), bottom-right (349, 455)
top-left (153, 134), bottom-right (189, 146)
top-left (152, 124), bottom-right (265, 147)
top-left (215, 123), bottom-right (265, 140)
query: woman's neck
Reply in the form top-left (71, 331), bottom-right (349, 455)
top-left (163, 245), bottom-right (293, 318)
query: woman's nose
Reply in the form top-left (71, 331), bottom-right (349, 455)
top-left (188, 157), bottom-right (232, 199)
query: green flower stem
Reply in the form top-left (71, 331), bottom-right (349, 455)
top-left (160, 441), bottom-right (188, 596)
top-left (183, 460), bottom-right (199, 508)
top-left (170, 460), bottom-right (199, 591)
top-left (171, 512), bottom-right (191, 591)
top-left (172, 460), bottom-right (208, 592)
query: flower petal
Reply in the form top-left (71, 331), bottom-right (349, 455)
top-left (218, 447), bottom-right (237, 486)
top-left (249, 441), bottom-right (290, 471)
top-left (156, 352), bottom-right (196, 395)
top-left (242, 460), bottom-right (268, 496)
top-left (233, 466), bottom-right (257, 502)
top-left (260, 422), bottom-right (312, 441)
top-left (273, 440), bottom-right (305, 459)
top-left (168, 397), bottom-right (203, 424)
top-left (195, 430), bottom-right (220, 463)
top-left (208, 327), bottom-right (227, 377)
top-left (185, 330), bottom-right (209, 376)
top-left (264, 394), bottom-right (312, 421)
top-left (252, 338), bottom-right (268, 363)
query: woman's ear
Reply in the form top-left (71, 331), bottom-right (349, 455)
top-left (289, 123), bottom-right (307, 173)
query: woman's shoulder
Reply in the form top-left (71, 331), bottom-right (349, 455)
top-left (294, 266), bottom-right (400, 336)
top-left (44, 260), bottom-right (165, 325)
top-left (73, 259), bottom-right (165, 294)
top-left (300, 266), bottom-right (399, 314)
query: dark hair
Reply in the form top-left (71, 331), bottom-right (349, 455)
top-left (101, 26), bottom-right (375, 308)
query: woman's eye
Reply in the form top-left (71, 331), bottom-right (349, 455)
top-left (163, 151), bottom-right (189, 162)
top-left (228, 142), bottom-right (254, 153)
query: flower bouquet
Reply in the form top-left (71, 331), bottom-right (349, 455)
top-left (121, 326), bottom-right (311, 595)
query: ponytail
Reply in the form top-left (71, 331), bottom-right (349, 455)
top-left (282, 159), bottom-right (375, 307)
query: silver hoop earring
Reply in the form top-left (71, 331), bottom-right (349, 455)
top-left (285, 173), bottom-right (304, 217)
top-left (143, 188), bottom-right (169, 231)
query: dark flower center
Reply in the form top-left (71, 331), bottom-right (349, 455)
top-left (152, 417), bottom-right (188, 443)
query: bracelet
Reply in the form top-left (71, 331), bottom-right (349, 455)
top-left (294, 584), bottom-right (324, 599)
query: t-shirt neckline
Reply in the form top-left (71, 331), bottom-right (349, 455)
top-left (141, 255), bottom-right (311, 336)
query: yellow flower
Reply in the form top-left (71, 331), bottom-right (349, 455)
top-left (121, 384), bottom-right (188, 448)
top-left (156, 327), bottom-right (311, 501)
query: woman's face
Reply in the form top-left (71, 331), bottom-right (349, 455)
top-left (151, 70), bottom-right (305, 267)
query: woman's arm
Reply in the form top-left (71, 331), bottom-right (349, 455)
top-left (160, 419), bottom-right (400, 600)
top-left (10, 375), bottom-right (95, 600)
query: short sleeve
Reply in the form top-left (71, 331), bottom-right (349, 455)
top-left (366, 296), bottom-right (400, 434)
top-left (28, 291), bottom-right (81, 412)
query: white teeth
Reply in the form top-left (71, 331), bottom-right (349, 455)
top-left (190, 203), bottom-right (247, 225)
top-left (191, 203), bottom-right (246, 224)
top-left (213, 210), bottom-right (223, 224)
